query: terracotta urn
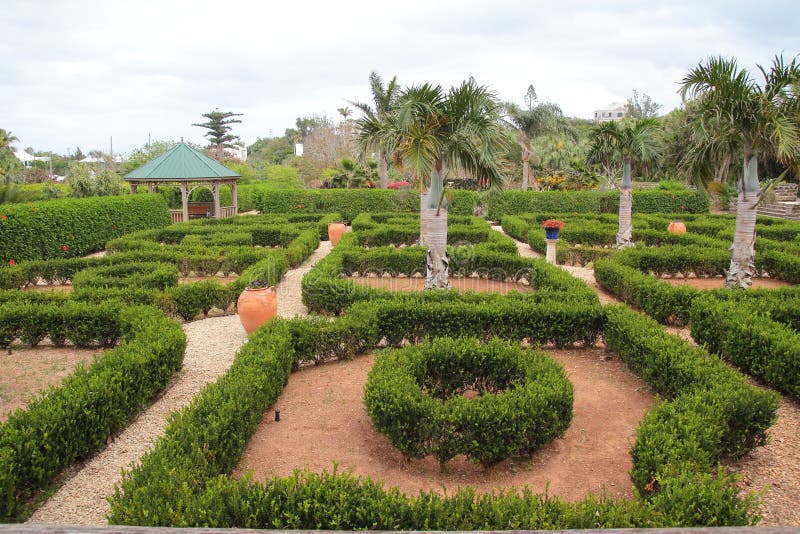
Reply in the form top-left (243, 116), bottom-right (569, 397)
top-left (237, 286), bottom-right (278, 334)
top-left (328, 222), bottom-right (347, 245)
top-left (667, 221), bottom-right (687, 234)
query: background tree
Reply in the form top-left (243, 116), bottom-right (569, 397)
top-left (680, 54), bottom-right (800, 288)
top-left (193, 109), bottom-right (243, 159)
top-left (351, 71), bottom-right (400, 189)
top-left (625, 90), bottom-right (662, 119)
top-left (589, 119), bottom-right (662, 248)
top-left (504, 86), bottom-right (573, 190)
top-left (0, 129), bottom-right (23, 184)
top-left (358, 79), bottom-right (507, 288)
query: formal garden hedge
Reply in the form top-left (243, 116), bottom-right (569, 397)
top-left (487, 189), bottom-right (710, 220)
top-left (100, 212), bottom-right (778, 528)
top-left (0, 194), bottom-right (170, 263)
top-left (0, 214), bottom-right (324, 322)
top-left (106, 297), bottom-right (767, 528)
top-left (0, 302), bottom-right (186, 520)
top-left (365, 337), bottom-right (573, 467)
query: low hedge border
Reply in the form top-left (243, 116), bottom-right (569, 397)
top-left (0, 303), bottom-right (186, 520)
top-left (690, 296), bottom-right (800, 398)
top-left (72, 262), bottom-right (179, 291)
top-left (107, 300), bottom-right (763, 528)
top-left (365, 337), bottom-right (573, 467)
top-left (603, 305), bottom-right (779, 495)
top-left (0, 194), bottom-right (170, 263)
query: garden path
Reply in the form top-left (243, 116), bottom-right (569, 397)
top-left (27, 240), bottom-right (333, 526)
top-left (496, 225), bottom-right (800, 527)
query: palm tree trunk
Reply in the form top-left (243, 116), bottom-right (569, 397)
top-left (726, 150), bottom-right (759, 289)
top-left (616, 160), bottom-right (634, 249)
top-left (423, 207), bottom-right (449, 288)
top-left (422, 166), bottom-right (449, 288)
top-left (378, 151), bottom-right (388, 189)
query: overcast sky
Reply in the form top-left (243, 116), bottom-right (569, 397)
top-left (2, 0), bottom-right (798, 155)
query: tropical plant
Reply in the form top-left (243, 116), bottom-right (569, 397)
top-left (323, 157), bottom-right (377, 189)
top-left (0, 129), bottom-right (23, 185)
top-left (192, 109), bottom-right (243, 159)
top-left (356, 79), bottom-right (508, 288)
top-left (350, 71), bottom-right (401, 189)
top-left (503, 87), bottom-right (573, 190)
top-left (680, 54), bottom-right (800, 288)
top-left (588, 119), bottom-right (662, 248)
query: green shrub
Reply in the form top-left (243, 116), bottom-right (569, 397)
top-left (0, 194), bottom-right (170, 262)
top-left (365, 337), bottom-right (573, 467)
top-left (0, 304), bottom-right (185, 520)
top-left (72, 262), bottom-right (179, 290)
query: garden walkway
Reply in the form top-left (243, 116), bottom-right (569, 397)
top-left (27, 241), bottom-right (334, 526)
top-left (494, 225), bottom-right (800, 527)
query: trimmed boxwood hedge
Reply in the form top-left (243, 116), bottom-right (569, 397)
top-left (72, 262), bottom-right (179, 291)
top-left (0, 303), bottom-right (186, 520)
top-left (0, 194), bottom-right (170, 263)
top-left (107, 300), bottom-right (764, 528)
top-left (487, 190), bottom-right (710, 220)
top-left (365, 337), bottom-right (573, 467)
top-left (690, 296), bottom-right (800, 398)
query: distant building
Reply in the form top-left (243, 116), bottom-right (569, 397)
top-left (594, 102), bottom-right (628, 123)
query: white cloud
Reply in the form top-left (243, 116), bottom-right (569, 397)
top-left (1, 0), bottom-right (798, 153)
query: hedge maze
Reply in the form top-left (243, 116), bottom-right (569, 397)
top-left (1, 190), bottom-right (797, 527)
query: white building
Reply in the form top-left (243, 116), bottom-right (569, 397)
top-left (594, 102), bottom-right (628, 122)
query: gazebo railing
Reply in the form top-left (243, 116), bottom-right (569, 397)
top-left (219, 206), bottom-right (236, 218)
top-left (169, 210), bottom-right (184, 223)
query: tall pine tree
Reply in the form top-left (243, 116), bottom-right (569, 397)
top-left (193, 109), bottom-right (243, 159)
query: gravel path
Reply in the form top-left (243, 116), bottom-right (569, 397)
top-left (491, 225), bottom-right (541, 258)
top-left (27, 241), bottom-right (333, 526)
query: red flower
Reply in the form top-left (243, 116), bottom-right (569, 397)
top-left (62, 245), bottom-right (68, 251)
top-left (297, 204), bottom-right (305, 209)
top-left (0, 215), bottom-right (6, 220)
top-left (9, 259), bottom-right (15, 266)
top-left (541, 219), bottom-right (566, 230)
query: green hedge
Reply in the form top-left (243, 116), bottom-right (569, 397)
top-left (0, 303), bottom-right (186, 520)
top-left (690, 297), bottom-right (800, 398)
top-left (0, 194), bottom-right (170, 262)
top-left (72, 262), bottom-right (179, 291)
top-left (604, 306), bottom-right (778, 494)
top-left (252, 188), bottom-right (479, 221)
top-left (108, 302), bottom-right (762, 528)
top-left (487, 190), bottom-right (709, 219)
top-left (365, 337), bottom-right (573, 467)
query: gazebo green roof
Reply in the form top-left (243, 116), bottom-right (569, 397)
top-left (124, 143), bottom-right (241, 180)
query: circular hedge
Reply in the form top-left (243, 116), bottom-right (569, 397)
top-left (72, 262), bottom-right (178, 290)
top-left (364, 336), bottom-right (573, 467)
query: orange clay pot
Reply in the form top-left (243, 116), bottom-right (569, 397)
top-left (667, 221), bottom-right (687, 234)
top-left (237, 286), bottom-right (277, 334)
top-left (328, 222), bottom-right (347, 245)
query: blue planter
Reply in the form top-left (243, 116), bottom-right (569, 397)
top-left (545, 227), bottom-right (560, 240)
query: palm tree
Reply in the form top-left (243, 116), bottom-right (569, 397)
top-left (0, 129), bottom-right (22, 185)
top-left (356, 79), bottom-right (507, 288)
top-left (503, 86), bottom-right (572, 190)
top-left (680, 55), bottom-right (800, 288)
top-left (350, 72), bottom-right (400, 189)
top-left (589, 119), bottom-right (662, 248)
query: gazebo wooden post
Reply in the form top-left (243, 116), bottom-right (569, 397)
top-left (180, 183), bottom-right (189, 223)
top-left (130, 183), bottom-right (138, 195)
top-left (212, 182), bottom-right (221, 218)
top-left (147, 182), bottom-right (155, 194)
top-left (231, 180), bottom-right (238, 214)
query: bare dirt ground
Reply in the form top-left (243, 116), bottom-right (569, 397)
top-left (351, 276), bottom-right (533, 294)
top-left (732, 395), bottom-right (800, 527)
top-left (662, 277), bottom-right (792, 290)
top-left (0, 345), bottom-right (105, 423)
top-left (234, 346), bottom-right (653, 501)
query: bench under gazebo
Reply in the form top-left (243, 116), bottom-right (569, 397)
top-left (125, 143), bottom-right (241, 223)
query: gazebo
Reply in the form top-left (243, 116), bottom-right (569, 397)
top-left (125, 143), bottom-right (241, 223)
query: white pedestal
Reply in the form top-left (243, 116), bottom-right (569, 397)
top-left (545, 238), bottom-right (558, 265)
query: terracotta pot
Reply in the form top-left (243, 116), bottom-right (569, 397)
top-left (328, 222), bottom-right (347, 245)
top-left (237, 286), bottom-right (277, 334)
top-left (667, 221), bottom-right (687, 234)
